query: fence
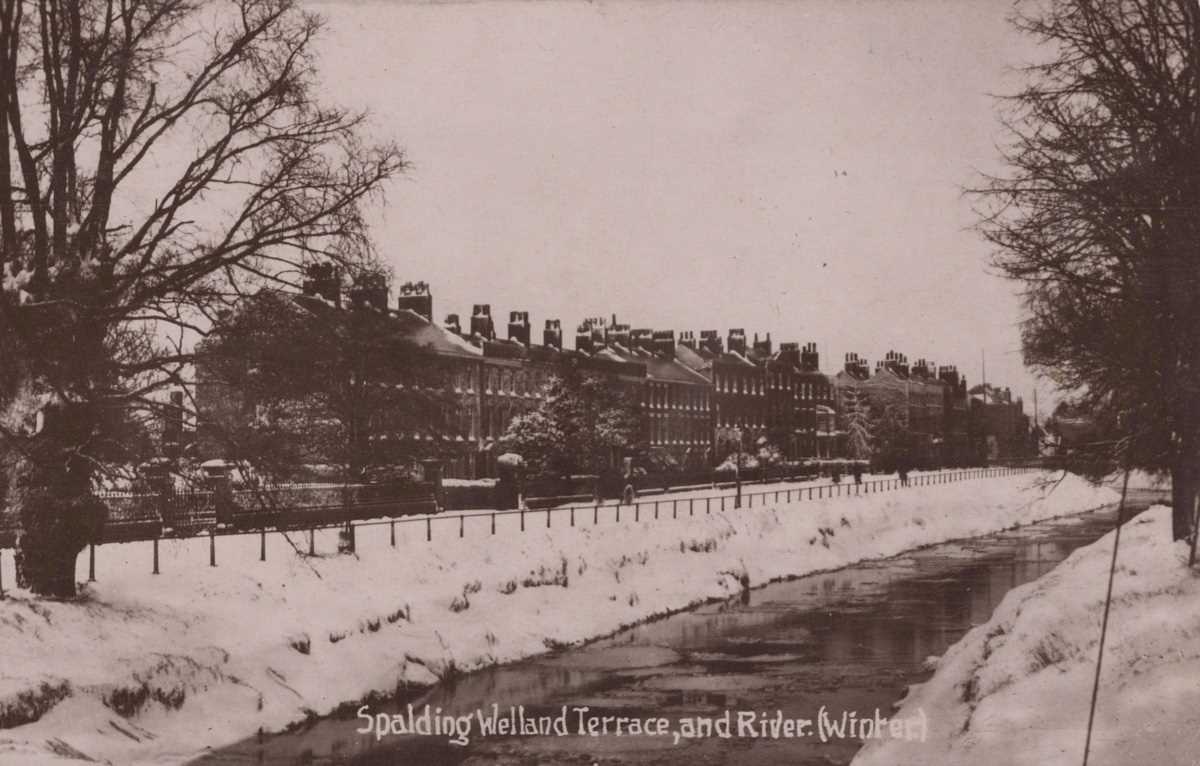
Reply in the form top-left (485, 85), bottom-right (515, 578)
top-left (0, 467), bottom-right (1034, 591)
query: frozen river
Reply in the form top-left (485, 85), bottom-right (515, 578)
top-left (195, 492), bottom-right (1163, 766)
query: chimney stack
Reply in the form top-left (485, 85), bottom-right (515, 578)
top-left (699, 330), bottom-right (723, 355)
top-left (727, 328), bottom-right (747, 355)
top-left (779, 342), bottom-right (801, 366)
top-left (845, 352), bottom-right (869, 379)
top-left (800, 342), bottom-right (819, 372)
top-left (507, 310), bottom-right (531, 346)
top-left (679, 330), bottom-right (697, 350)
top-left (575, 322), bottom-right (594, 354)
top-left (302, 262), bottom-right (341, 307)
top-left (630, 328), bottom-right (654, 353)
top-left (470, 304), bottom-right (495, 340)
top-left (443, 313), bottom-right (461, 336)
top-left (752, 332), bottom-right (772, 357)
top-left (350, 272), bottom-right (389, 312)
top-left (396, 280), bottom-right (432, 321)
top-left (544, 319), bottom-right (562, 350)
top-left (883, 350), bottom-right (910, 378)
top-left (609, 322), bottom-right (632, 348)
top-left (652, 330), bottom-right (676, 358)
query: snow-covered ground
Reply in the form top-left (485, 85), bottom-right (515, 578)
top-left (853, 503), bottom-right (1199, 766)
top-left (0, 471), bottom-right (1117, 765)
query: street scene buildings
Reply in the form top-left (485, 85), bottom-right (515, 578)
top-left (193, 272), bottom-right (1034, 482)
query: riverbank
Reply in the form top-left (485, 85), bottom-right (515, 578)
top-left (853, 502), bottom-right (1200, 766)
top-left (0, 471), bottom-right (1116, 765)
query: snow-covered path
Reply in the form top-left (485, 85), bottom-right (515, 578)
top-left (853, 503), bottom-right (1200, 766)
top-left (0, 471), bottom-right (1117, 765)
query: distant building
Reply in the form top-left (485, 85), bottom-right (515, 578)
top-left (968, 385), bottom-right (1033, 461)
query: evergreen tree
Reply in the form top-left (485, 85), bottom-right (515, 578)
top-left (500, 359), bottom-right (645, 479)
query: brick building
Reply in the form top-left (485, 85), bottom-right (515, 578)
top-left (675, 328), bottom-right (765, 459)
top-left (196, 270), bottom-right (1023, 478)
top-left (589, 324), bottom-right (713, 468)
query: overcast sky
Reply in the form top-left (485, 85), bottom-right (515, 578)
top-left (311, 0), bottom-right (1049, 416)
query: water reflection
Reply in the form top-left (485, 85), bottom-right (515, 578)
top-left (194, 504), bottom-right (1141, 766)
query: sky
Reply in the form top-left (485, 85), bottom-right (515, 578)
top-left (310, 0), bottom-right (1050, 417)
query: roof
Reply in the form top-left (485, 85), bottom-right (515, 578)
top-left (287, 291), bottom-right (483, 359)
top-left (674, 344), bottom-right (713, 377)
top-left (675, 343), bottom-right (757, 370)
top-left (598, 344), bottom-right (710, 386)
top-left (391, 308), bottom-right (482, 358)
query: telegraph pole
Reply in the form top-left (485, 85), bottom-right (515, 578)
top-left (981, 349), bottom-right (987, 403)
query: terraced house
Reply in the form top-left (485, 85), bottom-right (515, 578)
top-left (194, 269), bottom-right (1027, 478)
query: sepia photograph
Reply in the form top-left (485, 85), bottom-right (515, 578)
top-left (0, 0), bottom-right (1196, 763)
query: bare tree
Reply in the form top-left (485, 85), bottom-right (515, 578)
top-left (0, 0), bottom-right (403, 596)
top-left (975, 0), bottom-right (1200, 541)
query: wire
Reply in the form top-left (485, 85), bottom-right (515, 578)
top-left (1081, 465), bottom-right (1130, 766)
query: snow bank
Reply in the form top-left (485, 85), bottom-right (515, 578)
top-left (853, 504), bottom-right (1200, 766)
top-left (0, 471), bottom-right (1117, 765)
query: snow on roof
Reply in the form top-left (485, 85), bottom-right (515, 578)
top-left (393, 308), bottom-right (482, 357)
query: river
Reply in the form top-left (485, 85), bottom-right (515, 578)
top-left (194, 492), bottom-right (1162, 766)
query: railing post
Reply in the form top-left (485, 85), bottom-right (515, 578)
top-left (209, 532), bottom-right (216, 567)
top-left (594, 505), bottom-right (599, 525)
top-left (310, 529), bottom-right (316, 556)
top-left (427, 516), bottom-right (433, 541)
top-left (153, 537), bottom-right (160, 574)
top-left (571, 507), bottom-right (576, 527)
top-left (89, 543), bottom-right (97, 581)
top-left (673, 500), bottom-right (677, 519)
top-left (655, 502), bottom-right (660, 519)
top-left (808, 487), bottom-right (813, 500)
top-left (348, 522), bottom-right (356, 553)
top-left (390, 520), bottom-right (396, 547)
top-left (635, 504), bottom-right (640, 522)
top-left (260, 530), bottom-right (266, 562)
top-left (493, 512), bottom-right (498, 534)
top-left (520, 510), bottom-right (525, 532)
top-left (689, 498), bottom-right (694, 516)
top-left (462, 515), bottom-right (467, 537)
top-left (706, 497), bottom-right (710, 514)
top-left (616, 504), bottom-right (621, 523)
top-left (721, 496), bottom-right (725, 512)
top-left (0, 550), bottom-right (3, 598)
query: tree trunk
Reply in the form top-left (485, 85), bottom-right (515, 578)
top-left (4, 396), bottom-right (105, 599)
top-left (1171, 459), bottom-right (1196, 543)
